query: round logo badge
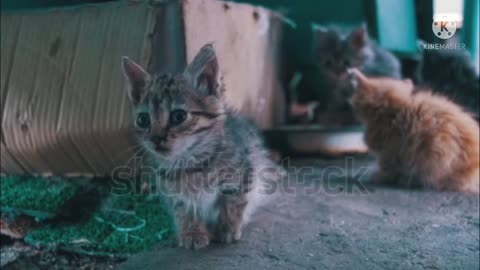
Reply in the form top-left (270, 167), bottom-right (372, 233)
top-left (432, 17), bottom-right (457, 39)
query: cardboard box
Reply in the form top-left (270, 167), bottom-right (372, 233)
top-left (0, 0), bottom-right (284, 176)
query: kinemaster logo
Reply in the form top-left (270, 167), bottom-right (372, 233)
top-left (422, 14), bottom-right (466, 50)
top-left (432, 15), bottom-right (457, 39)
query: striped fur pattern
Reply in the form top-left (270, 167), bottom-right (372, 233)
top-left (122, 44), bottom-right (283, 249)
top-left (351, 69), bottom-right (479, 194)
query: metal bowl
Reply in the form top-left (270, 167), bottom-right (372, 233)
top-left (265, 125), bottom-right (368, 155)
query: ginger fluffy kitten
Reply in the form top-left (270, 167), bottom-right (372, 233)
top-left (351, 69), bottom-right (479, 194)
top-left (121, 44), bottom-right (283, 249)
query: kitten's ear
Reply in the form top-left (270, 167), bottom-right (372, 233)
top-left (403, 78), bottom-right (414, 88)
top-left (311, 23), bottom-right (329, 34)
top-left (122, 56), bottom-right (149, 104)
top-left (185, 44), bottom-right (221, 96)
top-left (312, 24), bottom-right (331, 55)
top-left (350, 68), bottom-right (370, 88)
top-left (349, 24), bottom-right (368, 49)
top-left (311, 23), bottom-right (329, 43)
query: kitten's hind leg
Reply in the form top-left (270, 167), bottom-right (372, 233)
top-left (213, 194), bottom-right (248, 244)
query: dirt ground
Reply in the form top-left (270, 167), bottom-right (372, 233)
top-left (119, 157), bottom-right (480, 270)
top-left (2, 157), bottom-right (478, 269)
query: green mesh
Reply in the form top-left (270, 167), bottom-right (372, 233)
top-left (1, 176), bottom-right (79, 219)
top-left (1, 176), bottom-right (175, 257)
top-left (25, 195), bottom-right (174, 257)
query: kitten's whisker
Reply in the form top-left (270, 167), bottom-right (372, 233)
top-left (118, 146), bottom-right (148, 166)
top-left (110, 144), bottom-right (143, 165)
top-left (117, 144), bottom-right (144, 159)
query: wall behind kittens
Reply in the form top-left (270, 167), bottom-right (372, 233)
top-left (0, 0), bottom-right (113, 10)
top-left (0, 0), bottom-right (284, 176)
top-left (231, 0), bottom-right (367, 83)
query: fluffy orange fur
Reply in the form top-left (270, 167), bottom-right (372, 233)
top-left (351, 68), bottom-right (479, 194)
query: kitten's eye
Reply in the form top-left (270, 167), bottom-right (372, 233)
top-left (169, 109), bottom-right (187, 126)
top-left (136, 112), bottom-right (151, 129)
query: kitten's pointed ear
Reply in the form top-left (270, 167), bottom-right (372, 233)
top-left (350, 68), bottom-right (370, 88)
top-left (311, 23), bottom-right (329, 34)
top-left (122, 56), bottom-right (149, 104)
top-left (185, 44), bottom-right (221, 96)
top-left (349, 24), bottom-right (368, 49)
top-left (403, 78), bottom-right (414, 89)
top-left (312, 23), bottom-right (329, 43)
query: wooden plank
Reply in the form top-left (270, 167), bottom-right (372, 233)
top-left (0, 14), bottom-right (25, 174)
top-left (91, 3), bottom-right (152, 172)
top-left (182, 0), bottom-right (282, 129)
top-left (2, 12), bottom-right (54, 173)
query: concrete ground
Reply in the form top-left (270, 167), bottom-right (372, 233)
top-left (120, 157), bottom-right (480, 270)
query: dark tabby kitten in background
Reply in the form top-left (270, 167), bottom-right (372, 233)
top-left (122, 44), bottom-right (283, 250)
top-left (417, 48), bottom-right (479, 119)
top-left (291, 24), bottom-right (401, 125)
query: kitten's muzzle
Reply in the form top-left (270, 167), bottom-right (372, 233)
top-left (151, 135), bottom-right (169, 152)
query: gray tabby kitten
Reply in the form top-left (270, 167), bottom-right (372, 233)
top-left (122, 44), bottom-right (282, 250)
top-left (301, 24), bottom-right (401, 121)
top-left (314, 25), bottom-right (401, 105)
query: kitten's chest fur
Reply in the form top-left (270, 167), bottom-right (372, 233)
top-left (161, 153), bottom-right (250, 196)
top-left (155, 111), bottom-right (265, 198)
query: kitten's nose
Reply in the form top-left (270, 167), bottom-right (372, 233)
top-left (151, 135), bottom-right (167, 143)
top-left (150, 135), bottom-right (167, 147)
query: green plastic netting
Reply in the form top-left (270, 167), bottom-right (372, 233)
top-left (1, 176), bottom-right (175, 257)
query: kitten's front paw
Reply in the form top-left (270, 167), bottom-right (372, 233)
top-left (178, 229), bottom-right (210, 250)
top-left (214, 224), bottom-right (242, 244)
